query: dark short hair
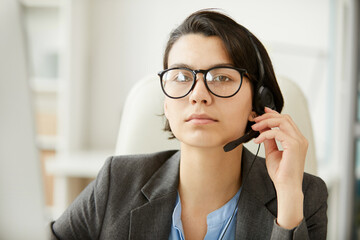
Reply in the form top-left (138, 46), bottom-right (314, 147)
top-left (163, 9), bottom-right (284, 138)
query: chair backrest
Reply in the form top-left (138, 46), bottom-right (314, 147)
top-left (115, 75), bottom-right (180, 155)
top-left (115, 75), bottom-right (317, 175)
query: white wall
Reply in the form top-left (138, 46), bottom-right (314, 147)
top-left (84, 0), bottom-right (331, 166)
top-left (0, 1), bottom-right (47, 239)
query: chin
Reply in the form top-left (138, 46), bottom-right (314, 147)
top-left (173, 126), bottom-right (242, 147)
top-left (177, 133), bottom-right (225, 149)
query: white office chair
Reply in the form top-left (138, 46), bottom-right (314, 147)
top-left (115, 75), bottom-right (317, 175)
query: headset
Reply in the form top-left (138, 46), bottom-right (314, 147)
top-left (220, 30), bottom-right (278, 240)
top-left (223, 30), bottom-right (276, 152)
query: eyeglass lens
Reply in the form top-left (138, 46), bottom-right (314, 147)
top-left (161, 68), bottom-right (242, 98)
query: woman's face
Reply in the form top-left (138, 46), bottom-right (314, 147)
top-left (164, 34), bottom-right (255, 149)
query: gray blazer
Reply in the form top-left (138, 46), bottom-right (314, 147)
top-left (50, 148), bottom-right (328, 239)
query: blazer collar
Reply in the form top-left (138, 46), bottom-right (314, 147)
top-left (141, 150), bottom-right (180, 200)
top-left (240, 147), bottom-right (276, 205)
top-left (129, 151), bottom-right (180, 239)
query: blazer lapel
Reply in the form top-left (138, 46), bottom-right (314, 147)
top-left (236, 147), bottom-right (277, 239)
top-left (129, 151), bottom-right (180, 239)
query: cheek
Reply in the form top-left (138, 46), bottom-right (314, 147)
top-left (164, 99), bottom-right (174, 120)
top-left (164, 99), bottom-right (180, 126)
top-left (226, 92), bottom-right (253, 130)
top-left (227, 105), bottom-right (251, 128)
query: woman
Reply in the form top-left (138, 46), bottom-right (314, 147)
top-left (50, 10), bottom-right (327, 240)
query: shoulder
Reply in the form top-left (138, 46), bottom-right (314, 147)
top-left (244, 147), bottom-right (328, 207)
top-left (99, 150), bottom-right (179, 184)
top-left (302, 172), bottom-right (328, 217)
top-left (107, 150), bottom-right (179, 172)
top-left (94, 150), bottom-right (179, 217)
top-left (51, 150), bottom-right (179, 239)
top-left (302, 172), bottom-right (328, 197)
top-left (243, 148), bottom-right (328, 219)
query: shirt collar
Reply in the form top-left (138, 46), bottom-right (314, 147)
top-left (207, 189), bottom-right (241, 228)
top-left (171, 188), bottom-right (241, 238)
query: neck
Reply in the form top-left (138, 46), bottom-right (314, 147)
top-left (179, 144), bottom-right (243, 212)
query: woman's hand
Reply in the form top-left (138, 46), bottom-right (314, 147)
top-left (251, 107), bottom-right (308, 229)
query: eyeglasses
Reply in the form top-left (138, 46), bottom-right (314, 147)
top-left (158, 66), bottom-right (247, 99)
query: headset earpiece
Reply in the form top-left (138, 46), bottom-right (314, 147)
top-left (254, 85), bottom-right (276, 115)
top-left (245, 30), bottom-right (276, 115)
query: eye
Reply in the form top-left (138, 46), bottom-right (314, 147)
top-left (211, 75), bottom-right (232, 82)
top-left (165, 69), bottom-right (193, 83)
top-left (175, 71), bottom-right (193, 82)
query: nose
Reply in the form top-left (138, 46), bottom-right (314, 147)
top-left (188, 74), bottom-right (212, 105)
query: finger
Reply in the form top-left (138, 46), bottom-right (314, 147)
top-left (255, 112), bottom-right (301, 137)
top-left (254, 129), bottom-right (281, 158)
top-left (265, 106), bottom-right (277, 113)
top-left (254, 109), bottom-right (282, 122)
top-left (252, 118), bottom-right (289, 130)
top-left (251, 118), bottom-right (299, 139)
top-left (262, 134), bottom-right (279, 157)
top-left (255, 128), bottom-right (307, 156)
top-left (254, 112), bottom-right (279, 122)
top-left (254, 128), bottom-right (287, 145)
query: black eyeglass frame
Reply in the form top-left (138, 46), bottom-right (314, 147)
top-left (158, 66), bottom-right (248, 99)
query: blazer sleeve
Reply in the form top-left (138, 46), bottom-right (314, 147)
top-left (270, 174), bottom-right (328, 240)
top-left (49, 156), bottom-right (114, 240)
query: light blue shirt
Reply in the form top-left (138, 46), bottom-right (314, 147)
top-left (169, 189), bottom-right (241, 240)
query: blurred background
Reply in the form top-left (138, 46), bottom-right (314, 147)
top-left (1, 0), bottom-right (359, 239)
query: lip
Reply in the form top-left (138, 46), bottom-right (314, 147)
top-left (185, 114), bottom-right (218, 125)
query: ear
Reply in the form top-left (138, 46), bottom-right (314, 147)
top-left (248, 110), bottom-right (257, 122)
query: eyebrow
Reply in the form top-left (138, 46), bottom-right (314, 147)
top-left (168, 63), bottom-right (235, 69)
